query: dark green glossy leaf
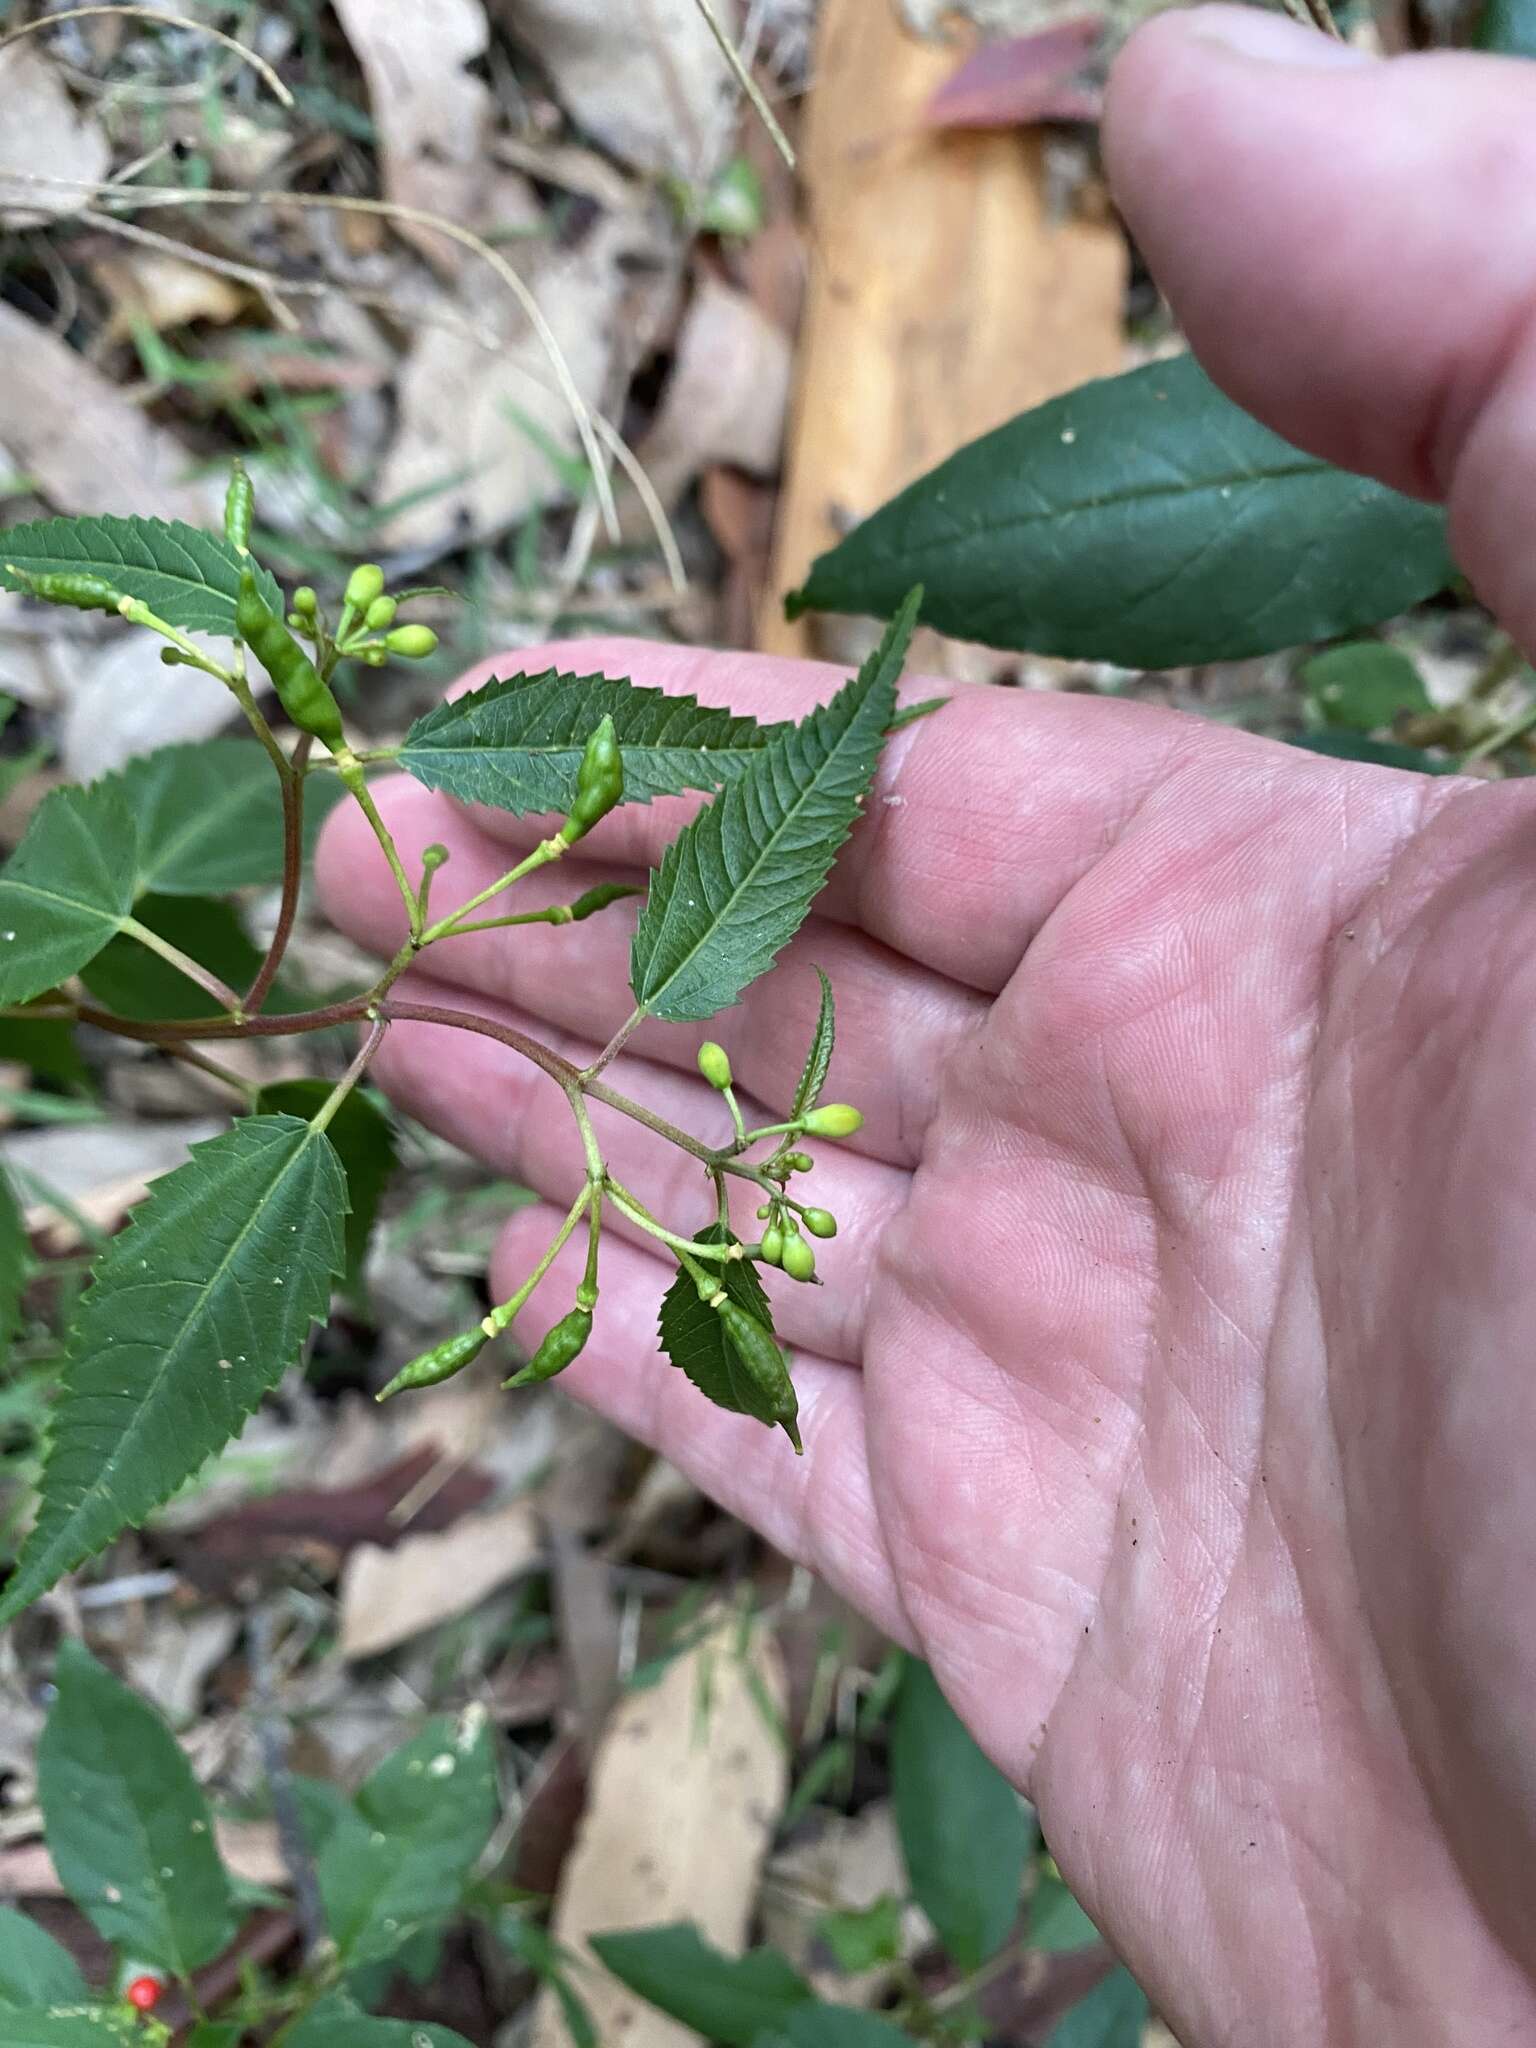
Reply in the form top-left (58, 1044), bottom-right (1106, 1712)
top-left (0, 515), bottom-right (282, 636)
top-left (790, 358), bottom-right (1455, 669)
top-left (183, 2028), bottom-right (242, 2048)
top-left (0, 1115), bottom-right (346, 1625)
top-left (80, 896), bottom-right (263, 1021)
top-left (0, 783), bottom-right (138, 1005)
top-left (256, 1081), bottom-right (397, 1295)
top-left (756, 2005), bottom-right (918, 2047)
top-left (1044, 1966), bottom-right (1149, 2046)
top-left (1290, 731), bottom-right (1458, 774)
top-left (38, 1640), bottom-right (235, 1974)
top-left (1475, 0), bottom-right (1536, 54)
top-left (116, 738), bottom-right (341, 896)
top-left (0, 1910), bottom-right (89, 2011)
top-left (1299, 641), bottom-right (1431, 732)
top-left (317, 1708), bottom-right (498, 1967)
top-left (0, 2013), bottom-right (140, 2047)
top-left (632, 596), bottom-right (916, 1020)
top-left (791, 968), bottom-right (836, 1123)
top-left (591, 1923), bottom-right (812, 2046)
top-left (398, 666), bottom-right (786, 817)
top-left (890, 1658), bottom-right (1034, 1971)
top-left (0, 1015), bottom-right (88, 1090)
top-left (658, 1226), bottom-right (785, 1430)
top-left (815, 1895), bottom-right (903, 1974)
top-left (1029, 1870), bottom-right (1100, 1951)
top-left (0, 1168), bottom-right (24, 1371)
top-left (282, 1996), bottom-right (475, 2048)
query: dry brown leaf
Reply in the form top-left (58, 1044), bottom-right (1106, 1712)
top-left (0, 1819), bottom-right (288, 1898)
top-left (763, 1799), bottom-right (927, 2004)
top-left (495, 0), bottom-right (742, 180)
top-left (8, 1118), bottom-right (223, 1251)
top-left (339, 1500), bottom-right (541, 1660)
top-left (331, 0), bottom-right (493, 271)
top-left (632, 275), bottom-right (792, 515)
top-left (531, 1615), bottom-right (789, 2048)
top-left (91, 249), bottom-right (249, 343)
top-left (375, 206), bottom-right (678, 549)
top-left (0, 304), bottom-right (217, 522)
top-left (0, 44), bottom-right (108, 228)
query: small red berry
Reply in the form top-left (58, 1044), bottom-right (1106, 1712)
top-left (125, 1975), bottom-right (163, 2012)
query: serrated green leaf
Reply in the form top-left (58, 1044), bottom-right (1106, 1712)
top-left (115, 738), bottom-right (342, 895)
top-left (756, 2004), bottom-right (919, 2047)
top-left (0, 783), bottom-right (139, 1005)
top-left (256, 1081), bottom-right (397, 1296)
top-left (0, 1910), bottom-right (89, 2011)
top-left (1299, 640), bottom-right (1432, 733)
top-left (0, 2012), bottom-right (143, 2048)
top-left (0, 1167), bottom-right (24, 1371)
top-left (791, 968), bottom-right (836, 1123)
top-left (591, 1924), bottom-right (812, 2046)
top-left (1028, 1870), bottom-right (1100, 1952)
top-left (317, 1708), bottom-right (497, 1968)
top-left (658, 1226), bottom-right (786, 1430)
top-left (1044, 1966), bottom-right (1149, 2047)
top-left (281, 1996), bottom-right (475, 2048)
top-left (891, 1659), bottom-right (1034, 1972)
top-left (0, 515), bottom-right (282, 637)
top-left (790, 358), bottom-right (1455, 669)
top-left (0, 1114), bottom-right (346, 1625)
top-left (80, 896), bottom-right (265, 1021)
top-left (38, 1640), bottom-right (235, 1975)
top-left (632, 597), bottom-right (916, 1021)
top-left (397, 665), bottom-right (786, 817)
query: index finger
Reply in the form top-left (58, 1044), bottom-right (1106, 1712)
top-left (428, 636), bottom-right (1223, 994)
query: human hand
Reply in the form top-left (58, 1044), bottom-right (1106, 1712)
top-left (318, 16), bottom-right (1536, 2041)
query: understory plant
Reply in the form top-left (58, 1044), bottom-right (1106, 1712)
top-left (0, 465), bottom-right (924, 1627)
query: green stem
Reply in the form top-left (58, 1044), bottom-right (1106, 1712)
top-left (309, 1017), bottom-right (386, 1135)
top-left (421, 836), bottom-right (567, 943)
top-left (604, 1176), bottom-right (742, 1262)
top-left (431, 904), bottom-right (576, 939)
top-left (339, 756), bottom-right (421, 938)
top-left (244, 734), bottom-right (311, 1013)
top-left (483, 1183), bottom-right (592, 1335)
top-left (579, 1187), bottom-right (603, 1310)
top-left (721, 1083), bottom-right (748, 1150)
top-left (584, 1007), bottom-right (643, 1082)
top-left (161, 1040), bottom-right (259, 1108)
top-left (1461, 688), bottom-right (1536, 765)
top-left (121, 915), bottom-right (245, 1017)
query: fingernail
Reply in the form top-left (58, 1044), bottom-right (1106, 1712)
top-left (1191, 4), bottom-right (1376, 67)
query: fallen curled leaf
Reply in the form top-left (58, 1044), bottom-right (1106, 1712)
top-left (633, 275), bottom-right (793, 515)
top-left (338, 1499), bottom-right (541, 1659)
top-left (90, 250), bottom-right (248, 344)
top-left (923, 17), bottom-right (1105, 129)
top-left (0, 44), bottom-right (109, 227)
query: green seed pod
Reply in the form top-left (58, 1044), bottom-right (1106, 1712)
top-left (759, 1227), bottom-right (785, 1267)
top-left (224, 460), bottom-right (254, 554)
top-left (292, 585), bottom-right (319, 617)
top-left (781, 1234), bottom-right (817, 1282)
top-left (560, 713), bottom-right (625, 844)
top-left (364, 594), bottom-right (398, 631)
top-left (787, 1152), bottom-right (815, 1173)
top-left (237, 569), bottom-right (347, 750)
top-left (801, 1208), bottom-right (837, 1239)
top-left (504, 1307), bottom-right (593, 1388)
top-left (716, 1300), bottom-right (801, 1451)
top-left (10, 567), bottom-right (122, 612)
top-left (376, 1326), bottom-right (488, 1401)
top-left (385, 623), bottom-right (438, 659)
top-left (345, 562), bottom-right (386, 610)
top-left (568, 881), bottom-right (640, 923)
top-left (697, 1041), bottom-right (733, 1091)
top-left (802, 1103), bottom-right (864, 1139)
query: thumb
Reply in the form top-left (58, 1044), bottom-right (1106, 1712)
top-left (1103, 9), bottom-right (1536, 652)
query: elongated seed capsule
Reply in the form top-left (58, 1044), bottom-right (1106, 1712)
top-left (560, 714), bottom-right (624, 844)
top-left (364, 594), bottom-right (398, 631)
top-left (697, 1041), bottom-right (733, 1091)
top-left (345, 562), bottom-right (386, 610)
top-left (781, 1234), bottom-right (816, 1282)
top-left (802, 1103), bottom-right (863, 1139)
top-left (801, 1208), bottom-right (837, 1239)
top-left (716, 1300), bottom-right (801, 1451)
top-left (224, 460), bottom-right (253, 554)
top-left (759, 1227), bottom-right (785, 1266)
top-left (377, 1327), bottom-right (488, 1401)
top-left (504, 1307), bottom-right (593, 1388)
top-left (237, 569), bottom-right (346, 750)
top-left (386, 623), bottom-right (437, 658)
top-left (10, 567), bottom-right (122, 612)
top-left (568, 881), bottom-right (640, 922)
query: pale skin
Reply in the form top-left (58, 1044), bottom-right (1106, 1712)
top-left (319, 13), bottom-right (1536, 2042)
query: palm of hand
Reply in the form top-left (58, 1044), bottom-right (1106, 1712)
top-left (319, 645), bottom-right (1536, 2046)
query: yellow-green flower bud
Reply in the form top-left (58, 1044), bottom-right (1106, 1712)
top-left (801, 1208), bottom-right (837, 1239)
top-left (385, 623), bottom-right (438, 658)
top-left (364, 595), bottom-right (398, 631)
top-left (787, 1151), bottom-right (814, 1173)
top-left (781, 1234), bottom-right (816, 1282)
top-left (292, 585), bottom-right (318, 616)
top-left (697, 1041), bottom-right (733, 1091)
top-left (345, 562), bottom-right (386, 610)
top-left (802, 1103), bottom-right (863, 1139)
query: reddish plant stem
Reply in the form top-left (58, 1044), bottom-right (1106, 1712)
top-left (244, 734), bottom-right (312, 1013)
top-left (377, 998), bottom-right (582, 1090)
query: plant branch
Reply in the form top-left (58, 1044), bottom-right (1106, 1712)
top-left (341, 764), bottom-right (422, 938)
top-left (245, 735), bottom-right (311, 1013)
top-left (377, 999), bottom-right (582, 1090)
top-left (121, 915), bottom-right (245, 1017)
top-left (310, 1018), bottom-right (386, 1136)
top-left (604, 1176), bottom-right (743, 1261)
top-left (483, 1184), bottom-right (592, 1336)
top-left (160, 1040), bottom-right (258, 1108)
top-left (421, 837), bottom-right (567, 943)
top-left (583, 1007), bottom-right (643, 1082)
